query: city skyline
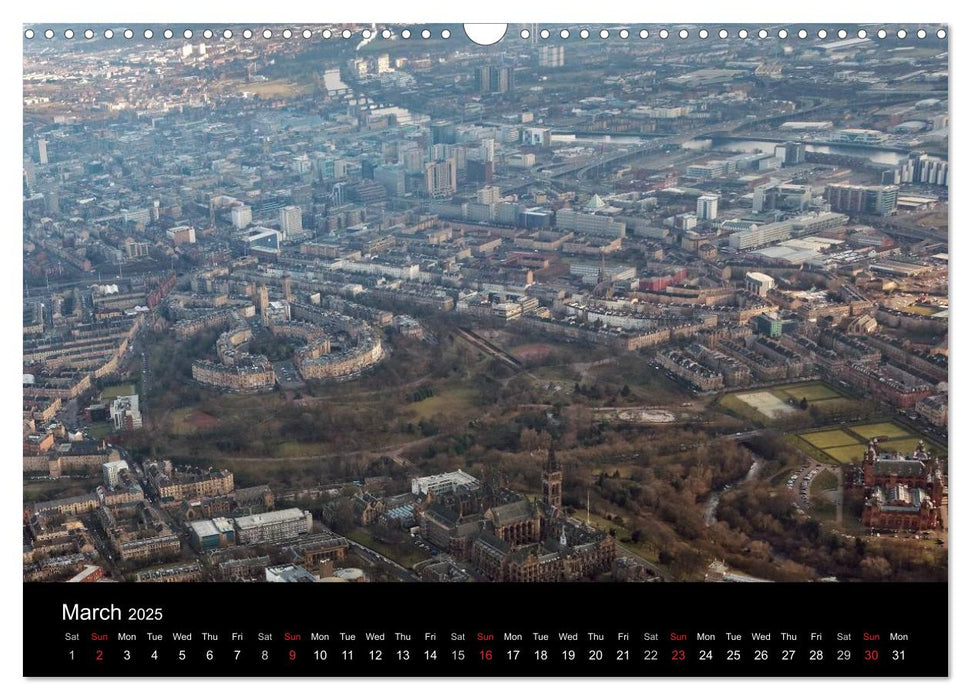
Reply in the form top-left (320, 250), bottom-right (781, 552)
top-left (23, 24), bottom-right (948, 586)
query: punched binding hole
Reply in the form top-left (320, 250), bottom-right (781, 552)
top-left (464, 24), bottom-right (507, 46)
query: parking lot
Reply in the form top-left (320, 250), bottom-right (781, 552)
top-left (411, 532), bottom-right (440, 557)
top-left (785, 461), bottom-right (839, 514)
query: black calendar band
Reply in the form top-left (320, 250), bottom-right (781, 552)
top-left (24, 582), bottom-right (947, 677)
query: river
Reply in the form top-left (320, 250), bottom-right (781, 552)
top-left (551, 132), bottom-right (926, 166)
top-left (705, 458), bottom-right (763, 527)
top-left (683, 137), bottom-right (922, 166)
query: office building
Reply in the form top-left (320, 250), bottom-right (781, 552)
top-left (266, 564), bottom-right (318, 582)
top-left (279, 205), bottom-right (303, 239)
top-left (824, 183), bottom-right (898, 216)
top-left (431, 121), bottom-right (458, 145)
top-left (374, 165), bottom-right (406, 197)
top-left (773, 142), bottom-right (806, 165)
top-left (424, 158), bottom-right (457, 198)
top-left (110, 394), bottom-right (142, 430)
top-left (479, 138), bottom-right (495, 162)
top-left (522, 127), bottom-right (552, 147)
top-left (828, 128), bottom-right (887, 145)
top-left (124, 238), bottom-right (150, 258)
top-left (23, 160), bottom-right (35, 190)
top-left (476, 66), bottom-right (513, 94)
top-left (745, 272), bottom-right (776, 297)
top-left (555, 208), bottom-right (626, 237)
top-left (696, 194), bottom-right (719, 221)
top-left (896, 152), bottom-right (949, 187)
top-left (728, 221), bottom-right (792, 251)
top-left (412, 470), bottom-right (481, 498)
top-left (188, 517), bottom-right (236, 550)
top-left (166, 225), bottom-right (196, 245)
top-left (753, 182), bottom-right (811, 213)
top-left (477, 186), bottom-right (502, 205)
top-left (245, 227), bottom-right (281, 253)
top-left (538, 45), bottom-right (565, 68)
top-left (102, 460), bottom-right (131, 488)
top-left (231, 205), bottom-right (252, 230)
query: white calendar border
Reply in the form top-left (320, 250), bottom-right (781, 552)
top-left (4, 0), bottom-right (963, 697)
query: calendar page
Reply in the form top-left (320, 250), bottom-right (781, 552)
top-left (20, 19), bottom-right (949, 680)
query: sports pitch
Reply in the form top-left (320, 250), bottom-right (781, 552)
top-left (734, 391), bottom-right (796, 419)
top-left (801, 429), bottom-right (858, 450)
top-left (723, 381), bottom-right (848, 422)
top-left (794, 421), bottom-right (943, 465)
top-left (777, 383), bottom-right (840, 402)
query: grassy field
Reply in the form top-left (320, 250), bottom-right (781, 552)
top-left (584, 511), bottom-right (661, 565)
top-left (87, 422), bottom-right (115, 439)
top-left (530, 365), bottom-right (582, 381)
top-left (585, 511), bottom-right (632, 540)
top-left (169, 408), bottom-right (222, 436)
top-left (168, 408), bottom-right (193, 435)
top-left (777, 383), bottom-right (840, 402)
top-left (24, 478), bottom-right (95, 503)
top-left (101, 383), bottom-right (136, 400)
top-left (811, 470), bottom-right (839, 496)
top-left (902, 304), bottom-right (943, 316)
top-left (849, 422), bottom-right (910, 440)
top-left (272, 441), bottom-right (342, 458)
top-left (509, 343), bottom-right (559, 363)
top-left (407, 385), bottom-right (477, 421)
top-left (811, 496), bottom-right (838, 522)
top-left (793, 421), bottom-right (946, 465)
top-left (346, 529), bottom-right (426, 568)
top-left (720, 381), bottom-right (849, 424)
top-left (802, 429), bottom-right (859, 450)
top-left (588, 356), bottom-right (688, 404)
top-left (881, 437), bottom-right (931, 454)
top-left (718, 392), bottom-right (769, 424)
top-left (811, 397), bottom-right (859, 412)
top-left (825, 444), bottom-right (868, 464)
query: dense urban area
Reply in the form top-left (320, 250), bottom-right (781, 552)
top-left (23, 24), bottom-right (948, 586)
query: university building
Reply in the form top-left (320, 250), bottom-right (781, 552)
top-left (233, 508), bottom-right (314, 544)
top-left (416, 447), bottom-right (616, 582)
top-left (860, 440), bottom-right (946, 532)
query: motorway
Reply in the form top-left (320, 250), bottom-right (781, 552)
top-left (499, 119), bottom-right (750, 196)
top-left (856, 214), bottom-right (949, 243)
top-left (534, 99), bottom-right (837, 186)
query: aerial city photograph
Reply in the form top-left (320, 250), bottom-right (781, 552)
top-left (22, 23), bottom-right (948, 586)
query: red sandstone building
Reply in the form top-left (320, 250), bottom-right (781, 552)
top-left (860, 440), bottom-right (946, 532)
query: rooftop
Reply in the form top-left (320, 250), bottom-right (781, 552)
top-left (234, 508), bottom-right (308, 530)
